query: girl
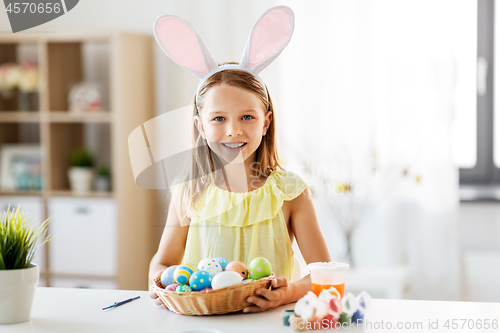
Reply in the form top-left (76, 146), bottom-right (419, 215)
top-left (149, 6), bottom-right (331, 313)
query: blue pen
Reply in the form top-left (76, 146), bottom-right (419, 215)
top-left (102, 296), bottom-right (140, 310)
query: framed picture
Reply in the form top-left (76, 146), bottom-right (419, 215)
top-left (0, 144), bottom-right (42, 191)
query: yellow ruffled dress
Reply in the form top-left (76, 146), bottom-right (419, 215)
top-left (180, 170), bottom-right (310, 282)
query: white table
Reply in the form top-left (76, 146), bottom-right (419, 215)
top-left (2, 287), bottom-right (500, 332)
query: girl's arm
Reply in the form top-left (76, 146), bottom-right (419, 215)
top-left (149, 198), bottom-right (190, 306)
top-left (244, 187), bottom-right (331, 312)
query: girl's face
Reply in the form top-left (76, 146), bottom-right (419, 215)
top-left (194, 85), bottom-right (272, 165)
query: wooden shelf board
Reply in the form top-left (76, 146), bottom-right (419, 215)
top-left (0, 111), bottom-right (113, 123)
top-left (48, 190), bottom-right (114, 198)
top-left (0, 32), bottom-right (115, 43)
top-left (45, 111), bottom-right (112, 123)
top-left (0, 190), bottom-right (114, 198)
top-left (0, 111), bottom-right (41, 123)
top-left (0, 190), bottom-right (43, 197)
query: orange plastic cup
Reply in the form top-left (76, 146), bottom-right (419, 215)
top-left (308, 262), bottom-right (349, 298)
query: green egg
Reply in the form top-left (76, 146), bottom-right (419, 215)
top-left (176, 284), bottom-right (193, 293)
top-left (248, 257), bottom-right (272, 280)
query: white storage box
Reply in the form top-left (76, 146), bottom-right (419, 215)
top-left (48, 198), bottom-right (117, 277)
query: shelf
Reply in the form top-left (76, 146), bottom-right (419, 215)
top-left (0, 111), bottom-right (41, 123)
top-left (45, 111), bottom-right (112, 123)
top-left (0, 190), bottom-right (43, 197)
top-left (48, 190), bottom-right (114, 198)
top-left (0, 33), bottom-right (157, 290)
top-left (0, 190), bottom-right (114, 198)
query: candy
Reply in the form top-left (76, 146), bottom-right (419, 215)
top-left (160, 265), bottom-right (178, 287)
top-left (248, 257), bottom-right (272, 279)
top-left (225, 260), bottom-right (248, 279)
top-left (173, 263), bottom-right (197, 285)
top-left (189, 270), bottom-right (213, 291)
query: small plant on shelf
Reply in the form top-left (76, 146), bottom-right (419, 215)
top-left (68, 147), bottom-right (94, 193)
top-left (70, 147), bottom-right (94, 168)
top-left (97, 165), bottom-right (110, 177)
top-left (95, 164), bottom-right (111, 192)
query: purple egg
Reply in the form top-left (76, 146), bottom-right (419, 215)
top-left (165, 283), bottom-right (179, 291)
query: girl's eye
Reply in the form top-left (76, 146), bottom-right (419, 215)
top-left (243, 115), bottom-right (254, 120)
top-left (214, 116), bottom-right (225, 121)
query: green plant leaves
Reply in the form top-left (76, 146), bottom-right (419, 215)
top-left (70, 147), bottom-right (94, 167)
top-left (0, 205), bottom-right (51, 270)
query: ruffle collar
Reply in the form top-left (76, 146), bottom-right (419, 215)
top-left (190, 170), bottom-right (308, 227)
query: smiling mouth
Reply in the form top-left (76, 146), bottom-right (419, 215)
top-left (221, 142), bottom-right (247, 149)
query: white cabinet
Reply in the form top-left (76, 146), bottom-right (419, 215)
top-left (48, 198), bottom-right (117, 277)
top-left (0, 197), bottom-right (45, 272)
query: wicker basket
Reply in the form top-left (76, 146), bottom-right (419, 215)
top-left (152, 273), bottom-right (275, 315)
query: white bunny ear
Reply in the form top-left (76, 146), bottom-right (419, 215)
top-left (154, 15), bottom-right (218, 79)
top-left (239, 6), bottom-right (295, 74)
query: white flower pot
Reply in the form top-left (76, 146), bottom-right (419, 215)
top-left (94, 176), bottom-right (110, 192)
top-left (68, 167), bottom-right (94, 193)
top-left (0, 264), bottom-right (39, 324)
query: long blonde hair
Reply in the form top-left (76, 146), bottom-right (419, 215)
top-left (170, 63), bottom-right (283, 220)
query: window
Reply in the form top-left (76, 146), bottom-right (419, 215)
top-left (457, 0), bottom-right (500, 185)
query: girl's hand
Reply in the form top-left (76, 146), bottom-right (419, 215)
top-left (243, 276), bottom-right (290, 313)
top-left (149, 271), bottom-right (167, 308)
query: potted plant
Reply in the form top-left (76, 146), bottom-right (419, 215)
top-left (94, 164), bottom-right (111, 192)
top-left (68, 147), bottom-right (94, 193)
top-left (0, 206), bottom-right (50, 324)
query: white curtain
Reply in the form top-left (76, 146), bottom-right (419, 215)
top-left (274, 0), bottom-right (463, 301)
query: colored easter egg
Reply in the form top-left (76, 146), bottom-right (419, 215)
top-left (225, 260), bottom-right (248, 279)
top-left (197, 258), bottom-right (223, 276)
top-left (176, 284), bottom-right (193, 293)
top-left (174, 263), bottom-right (197, 285)
top-left (211, 271), bottom-right (243, 290)
top-left (189, 270), bottom-right (213, 291)
top-left (248, 257), bottom-right (272, 279)
top-left (165, 283), bottom-right (179, 291)
top-left (242, 278), bottom-right (255, 284)
top-left (160, 265), bottom-right (178, 287)
top-left (213, 257), bottom-right (229, 270)
top-left (201, 287), bottom-right (213, 292)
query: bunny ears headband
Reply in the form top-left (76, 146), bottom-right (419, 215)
top-left (153, 6), bottom-right (295, 108)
